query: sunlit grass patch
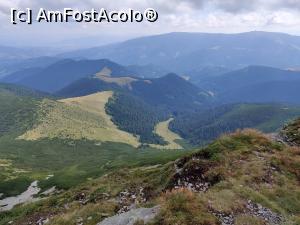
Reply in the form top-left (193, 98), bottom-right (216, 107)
top-left (150, 118), bottom-right (183, 150)
top-left (19, 92), bottom-right (140, 147)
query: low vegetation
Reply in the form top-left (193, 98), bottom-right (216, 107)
top-left (0, 137), bottom-right (187, 199)
top-left (1, 125), bottom-right (300, 225)
top-left (150, 189), bottom-right (218, 225)
top-left (165, 129), bottom-right (300, 224)
top-left (0, 87), bottom-right (39, 137)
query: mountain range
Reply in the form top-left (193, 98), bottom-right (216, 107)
top-left (198, 65), bottom-right (300, 105)
top-left (1, 31), bottom-right (300, 224)
top-left (60, 31), bottom-right (300, 72)
top-left (2, 59), bottom-right (134, 93)
top-left (2, 58), bottom-right (300, 106)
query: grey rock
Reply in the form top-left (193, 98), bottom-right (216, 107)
top-left (97, 206), bottom-right (160, 225)
top-left (246, 201), bottom-right (283, 225)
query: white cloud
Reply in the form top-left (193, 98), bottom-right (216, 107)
top-left (0, 0), bottom-right (299, 47)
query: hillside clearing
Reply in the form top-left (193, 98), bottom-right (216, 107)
top-left (94, 68), bottom-right (137, 89)
top-left (18, 92), bottom-right (140, 147)
top-left (150, 118), bottom-right (183, 149)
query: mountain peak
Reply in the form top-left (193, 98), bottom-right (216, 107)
top-left (160, 73), bottom-right (182, 80)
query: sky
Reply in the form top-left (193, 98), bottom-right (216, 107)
top-left (0, 0), bottom-right (300, 49)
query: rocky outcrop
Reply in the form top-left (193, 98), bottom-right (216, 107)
top-left (117, 187), bottom-right (148, 214)
top-left (168, 157), bottom-right (221, 192)
top-left (97, 206), bottom-right (160, 225)
top-left (211, 200), bottom-right (283, 225)
top-left (280, 119), bottom-right (300, 147)
top-left (246, 200), bottom-right (283, 225)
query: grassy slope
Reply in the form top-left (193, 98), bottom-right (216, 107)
top-left (0, 135), bottom-right (187, 198)
top-left (150, 118), bottom-right (183, 150)
top-left (0, 85), bottom-right (40, 197)
top-left (19, 92), bottom-right (140, 147)
top-left (0, 87), bottom-right (39, 137)
top-left (2, 128), bottom-right (300, 225)
top-left (0, 89), bottom-right (188, 198)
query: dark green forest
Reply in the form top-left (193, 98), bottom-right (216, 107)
top-left (170, 104), bottom-right (300, 145)
top-left (106, 92), bottom-right (168, 144)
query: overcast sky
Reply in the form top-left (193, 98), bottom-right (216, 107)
top-left (1, 0), bottom-right (300, 48)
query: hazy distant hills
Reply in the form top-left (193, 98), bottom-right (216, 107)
top-left (170, 103), bottom-right (300, 145)
top-left (60, 31), bottom-right (300, 72)
top-left (2, 59), bottom-right (135, 93)
top-left (219, 80), bottom-right (300, 104)
top-left (0, 46), bottom-right (59, 71)
top-left (199, 66), bottom-right (300, 92)
top-left (0, 56), bottom-right (210, 112)
top-left (1, 31), bottom-right (300, 109)
top-left (0, 46), bottom-right (43, 62)
top-left (198, 66), bottom-right (300, 105)
top-left (0, 56), bottom-right (62, 80)
top-left (57, 72), bottom-right (210, 113)
top-left (2, 58), bottom-right (300, 106)
top-left (0, 46), bottom-right (59, 78)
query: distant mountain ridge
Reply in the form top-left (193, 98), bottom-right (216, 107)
top-left (198, 65), bottom-right (300, 105)
top-left (1, 59), bottom-right (135, 93)
top-left (0, 56), bottom-right (62, 79)
top-left (57, 72), bottom-right (210, 113)
top-left (3, 56), bottom-right (300, 106)
top-left (2, 57), bottom-right (212, 114)
top-left (60, 31), bottom-right (300, 72)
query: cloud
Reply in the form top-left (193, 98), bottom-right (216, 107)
top-left (0, 1), bottom-right (16, 15)
top-left (272, 0), bottom-right (300, 10)
top-left (210, 0), bottom-right (259, 13)
top-left (160, 0), bottom-right (300, 13)
top-left (0, 0), bottom-right (300, 47)
top-left (1, 0), bottom-right (300, 15)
